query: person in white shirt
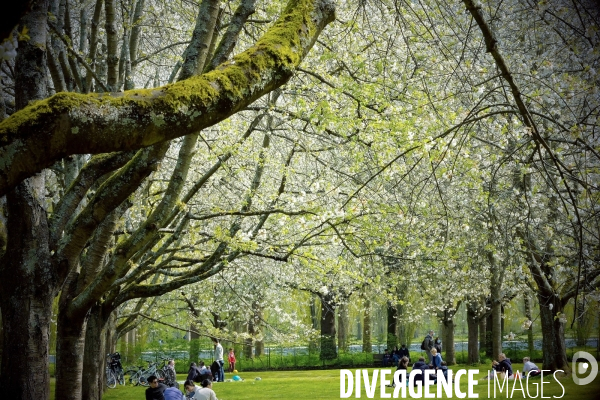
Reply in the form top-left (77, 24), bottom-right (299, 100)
top-left (522, 357), bottom-right (541, 377)
top-left (212, 338), bottom-right (224, 382)
top-left (184, 379), bottom-right (218, 400)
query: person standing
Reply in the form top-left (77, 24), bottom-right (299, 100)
top-left (228, 348), bottom-right (236, 373)
top-left (164, 359), bottom-right (177, 388)
top-left (212, 338), bottom-right (224, 382)
top-left (422, 330), bottom-right (434, 364)
top-left (145, 375), bottom-right (167, 400)
top-left (434, 337), bottom-right (442, 353)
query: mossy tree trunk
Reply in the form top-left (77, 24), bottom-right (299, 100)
top-left (0, 2), bottom-right (54, 400)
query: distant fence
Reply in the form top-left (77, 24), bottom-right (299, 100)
top-left (48, 337), bottom-right (599, 374)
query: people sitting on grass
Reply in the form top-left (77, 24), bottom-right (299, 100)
top-left (390, 356), bottom-right (410, 387)
top-left (185, 379), bottom-right (218, 400)
top-left (391, 346), bottom-right (400, 366)
top-left (383, 349), bottom-right (392, 367)
top-left (492, 353), bottom-right (513, 378)
top-left (412, 356), bottom-right (430, 386)
top-left (433, 361), bottom-right (450, 384)
top-left (522, 357), bottom-right (541, 378)
top-left (145, 375), bottom-right (167, 400)
top-left (430, 348), bottom-right (443, 371)
top-left (164, 386), bottom-right (185, 400)
top-left (187, 363), bottom-right (202, 382)
top-left (398, 344), bottom-right (411, 363)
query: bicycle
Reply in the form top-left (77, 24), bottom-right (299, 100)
top-left (138, 361), bottom-right (165, 386)
top-left (106, 366), bottom-right (117, 389)
top-left (106, 352), bottom-right (125, 387)
top-left (125, 364), bottom-right (145, 385)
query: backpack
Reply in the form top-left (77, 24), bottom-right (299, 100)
top-left (420, 339), bottom-right (427, 350)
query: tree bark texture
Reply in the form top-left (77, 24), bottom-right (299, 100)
top-left (320, 294), bottom-right (336, 360)
top-left (0, 176), bottom-right (53, 400)
top-left (466, 301), bottom-right (479, 364)
top-left (0, 2), bottom-right (52, 399)
top-left (537, 292), bottom-right (570, 372)
top-left (337, 302), bottom-right (349, 352)
top-left (442, 318), bottom-right (456, 365)
top-left (81, 304), bottom-right (108, 400)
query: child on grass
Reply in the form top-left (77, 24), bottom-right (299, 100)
top-left (228, 348), bottom-right (236, 373)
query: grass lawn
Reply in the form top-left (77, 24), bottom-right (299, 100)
top-left (51, 364), bottom-right (600, 399)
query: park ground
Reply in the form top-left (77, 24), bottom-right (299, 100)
top-left (50, 364), bottom-right (600, 400)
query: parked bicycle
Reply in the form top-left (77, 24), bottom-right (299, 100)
top-left (106, 352), bottom-right (124, 388)
top-left (137, 360), bottom-right (165, 386)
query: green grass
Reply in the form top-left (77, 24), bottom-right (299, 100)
top-left (49, 364), bottom-right (600, 399)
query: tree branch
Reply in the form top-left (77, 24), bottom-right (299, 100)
top-left (0, 0), bottom-right (336, 196)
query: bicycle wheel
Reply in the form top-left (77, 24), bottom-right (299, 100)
top-left (130, 370), bottom-right (142, 385)
top-left (117, 368), bottom-right (125, 385)
top-left (106, 369), bottom-right (117, 389)
top-left (138, 372), bottom-right (150, 387)
top-left (155, 369), bottom-right (165, 380)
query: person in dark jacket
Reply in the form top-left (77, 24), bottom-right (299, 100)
top-left (398, 344), bottom-right (410, 363)
top-left (210, 361), bottom-right (220, 380)
top-left (146, 375), bottom-right (167, 400)
top-left (186, 363), bottom-right (201, 382)
top-left (412, 357), bottom-right (429, 386)
top-left (492, 353), bottom-right (513, 377)
top-left (423, 330), bottom-right (434, 364)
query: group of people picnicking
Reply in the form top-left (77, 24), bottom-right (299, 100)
top-left (145, 338), bottom-right (238, 400)
top-left (382, 330), bottom-right (542, 387)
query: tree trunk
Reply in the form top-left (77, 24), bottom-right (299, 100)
top-left (575, 298), bottom-right (588, 346)
top-left (126, 329), bottom-right (135, 364)
top-left (466, 301), bottom-right (479, 364)
top-left (524, 294), bottom-right (534, 354)
top-left (386, 301), bottom-right (397, 351)
top-left (479, 317), bottom-right (486, 356)
top-left (320, 294), bottom-right (336, 360)
top-left (362, 298), bottom-right (371, 353)
top-left (0, 195), bottom-right (53, 398)
top-left (491, 286), bottom-right (503, 359)
top-left (55, 312), bottom-right (88, 400)
top-left (337, 302), bottom-right (349, 352)
top-left (442, 317), bottom-right (456, 365)
top-left (0, 177), bottom-right (53, 400)
top-left (538, 292), bottom-right (570, 372)
top-left (244, 318), bottom-right (254, 359)
top-left (82, 305), bottom-right (108, 400)
top-left (485, 312), bottom-right (493, 357)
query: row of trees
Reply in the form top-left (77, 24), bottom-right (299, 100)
top-left (0, 1), bottom-right (598, 400)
